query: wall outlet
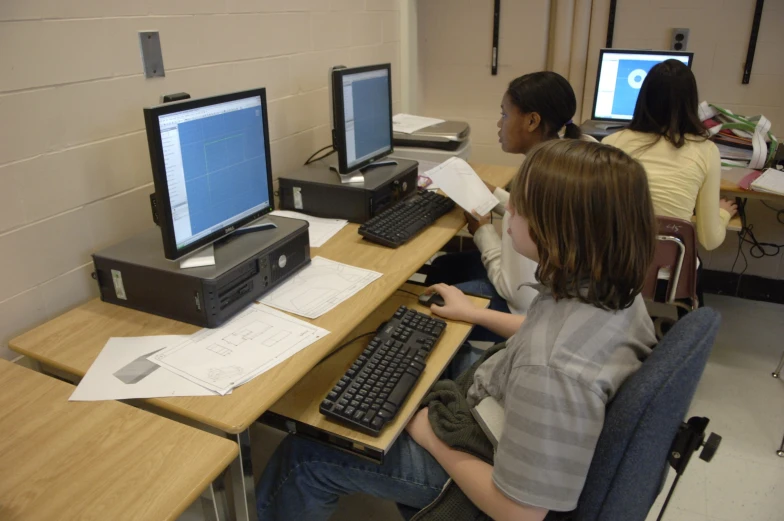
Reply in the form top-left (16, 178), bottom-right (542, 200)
top-left (671, 28), bottom-right (690, 51)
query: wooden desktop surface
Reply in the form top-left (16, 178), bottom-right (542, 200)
top-left (0, 360), bottom-right (237, 521)
top-left (9, 163), bottom-right (519, 435)
top-left (721, 171), bottom-right (784, 204)
top-left (267, 284), bottom-right (488, 456)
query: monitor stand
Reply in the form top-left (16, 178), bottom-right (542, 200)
top-left (179, 221), bottom-right (278, 269)
top-left (330, 159), bottom-right (399, 184)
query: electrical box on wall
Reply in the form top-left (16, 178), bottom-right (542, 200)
top-left (671, 28), bottom-right (690, 51)
top-left (139, 31), bottom-right (165, 78)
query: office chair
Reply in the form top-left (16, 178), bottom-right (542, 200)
top-left (398, 308), bottom-right (722, 521)
top-left (550, 307), bottom-right (722, 521)
top-left (772, 350), bottom-right (784, 457)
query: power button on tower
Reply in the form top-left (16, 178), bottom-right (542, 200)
top-left (278, 254), bottom-right (287, 268)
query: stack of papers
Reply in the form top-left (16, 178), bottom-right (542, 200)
top-left (270, 210), bottom-right (348, 247)
top-left (150, 305), bottom-right (329, 395)
top-left (393, 113), bottom-right (445, 134)
top-left (750, 168), bottom-right (784, 195)
top-left (71, 303), bottom-right (329, 400)
top-left (424, 158), bottom-right (500, 216)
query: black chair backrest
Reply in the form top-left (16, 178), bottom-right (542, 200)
top-left (570, 307), bottom-right (721, 521)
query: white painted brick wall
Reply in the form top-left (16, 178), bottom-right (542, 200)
top-left (0, 0), bottom-right (402, 359)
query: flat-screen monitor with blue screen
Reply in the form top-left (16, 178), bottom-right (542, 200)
top-left (331, 63), bottom-right (393, 174)
top-left (144, 89), bottom-right (274, 260)
top-left (591, 49), bottom-right (693, 121)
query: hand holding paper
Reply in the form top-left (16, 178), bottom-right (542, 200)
top-left (424, 158), bottom-right (499, 216)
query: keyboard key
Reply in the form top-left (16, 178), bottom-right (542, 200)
top-left (387, 373), bottom-right (418, 408)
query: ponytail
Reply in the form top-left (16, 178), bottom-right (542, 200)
top-left (563, 121), bottom-right (582, 140)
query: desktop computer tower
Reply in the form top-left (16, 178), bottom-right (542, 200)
top-left (92, 215), bottom-right (310, 328)
top-left (278, 158), bottom-right (418, 223)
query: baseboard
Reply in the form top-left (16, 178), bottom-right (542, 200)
top-left (702, 270), bottom-right (784, 305)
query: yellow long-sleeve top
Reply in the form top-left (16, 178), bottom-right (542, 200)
top-left (603, 129), bottom-right (731, 250)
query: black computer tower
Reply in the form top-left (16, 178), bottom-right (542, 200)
top-left (92, 215), bottom-right (310, 328)
top-left (278, 159), bottom-right (418, 223)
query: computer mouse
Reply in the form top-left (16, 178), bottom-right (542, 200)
top-left (418, 292), bottom-right (445, 307)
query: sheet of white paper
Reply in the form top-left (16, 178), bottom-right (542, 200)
top-left (149, 304), bottom-right (329, 395)
top-left (69, 336), bottom-right (220, 401)
top-left (260, 256), bottom-right (382, 319)
top-left (425, 157), bottom-right (499, 216)
top-left (392, 113), bottom-right (445, 134)
top-left (270, 211), bottom-right (348, 248)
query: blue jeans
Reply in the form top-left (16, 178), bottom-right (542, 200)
top-left (255, 344), bottom-right (485, 521)
top-left (426, 251), bottom-right (510, 343)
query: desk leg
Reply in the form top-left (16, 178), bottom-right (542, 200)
top-left (227, 428), bottom-right (258, 521)
top-left (201, 471), bottom-right (231, 521)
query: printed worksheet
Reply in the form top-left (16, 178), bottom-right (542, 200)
top-left (425, 157), bottom-right (499, 216)
top-left (270, 210), bottom-right (348, 247)
top-left (260, 256), bottom-right (382, 319)
top-left (69, 336), bottom-right (220, 401)
top-left (148, 304), bottom-right (329, 395)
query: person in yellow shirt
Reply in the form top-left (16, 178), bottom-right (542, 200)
top-left (603, 59), bottom-right (738, 251)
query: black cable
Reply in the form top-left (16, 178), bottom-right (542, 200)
top-left (304, 145), bottom-right (335, 165)
top-left (395, 288), bottom-right (421, 298)
top-left (317, 331), bottom-right (376, 365)
top-left (760, 200), bottom-right (784, 225)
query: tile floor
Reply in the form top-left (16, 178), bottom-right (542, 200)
top-left (179, 294), bottom-right (784, 521)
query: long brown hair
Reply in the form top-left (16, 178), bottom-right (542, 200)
top-left (628, 59), bottom-right (709, 149)
top-left (509, 140), bottom-right (655, 310)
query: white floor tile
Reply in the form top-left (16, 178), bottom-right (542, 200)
top-left (705, 453), bottom-right (784, 521)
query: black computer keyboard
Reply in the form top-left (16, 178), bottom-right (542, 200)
top-left (358, 191), bottom-right (456, 248)
top-left (319, 306), bottom-right (447, 436)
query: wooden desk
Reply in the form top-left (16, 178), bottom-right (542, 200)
top-left (263, 284), bottom-right (488, 463)
top-left (8, 163), bottom-right (519, 521)
top-left (0, 360), bottom-right (237, 521)
top-left (721, 169), bottom-right (784, 204)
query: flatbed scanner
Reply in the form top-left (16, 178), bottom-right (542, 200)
top-left (393, 120), bottom-right (470, 151)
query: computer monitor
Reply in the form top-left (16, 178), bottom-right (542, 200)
top-left (144, 88), bottom-right (274, 260)
top-left (331, 63), bottom-right (394, 175)
top-left (591, 49), bottom-right (694, 122)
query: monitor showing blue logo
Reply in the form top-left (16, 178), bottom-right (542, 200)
top-left (592, 50), bottom-right (693, 122)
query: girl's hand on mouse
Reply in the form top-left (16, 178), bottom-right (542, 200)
top-left (426, 284), bottom-right (477, 323)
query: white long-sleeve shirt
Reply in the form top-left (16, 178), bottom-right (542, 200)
top-left (472, 187), bottom-right (539, 315)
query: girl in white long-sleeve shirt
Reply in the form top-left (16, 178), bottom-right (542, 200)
top-left (427, 72), bottom-right (587, 336)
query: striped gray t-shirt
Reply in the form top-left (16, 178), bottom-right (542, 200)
top-left (466, 287), bottom-right (656, 512)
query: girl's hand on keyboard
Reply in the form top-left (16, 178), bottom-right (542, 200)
top-left (426, 284), bottom-right (478, 323)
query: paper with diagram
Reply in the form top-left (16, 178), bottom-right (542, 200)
top-left (270, 210), bottom-right (348, 247)
top-left (260, 256), bottom-right (382, 319)
top-left (425, 157), bottom-right (499, 216)
top-left (148, 304), bottom-right (329, 395)
top-left (70, 336), bottom-right (220, 401)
